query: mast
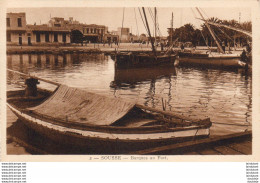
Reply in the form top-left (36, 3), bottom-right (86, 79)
top-left (170, 12), bottom-right (173, 45)
top-left (119, 8), bottom-right (125, 45)
top-left (196, 7), bottom-right (224, 53)
top-left (142, 7), bottom-right (157, 57)
top-left (154, 7), bottom-right (157, 46)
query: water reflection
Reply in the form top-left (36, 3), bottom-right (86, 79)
top-left (7, 53), bottom-right (252, 136)
top-left (111, 66), bottom-right (176, 88)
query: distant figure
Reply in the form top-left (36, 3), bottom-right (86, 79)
top-left (246, 43), bottom-right (251, 53)
top-left (180, 43), bottom-right (184, 51)
top-left (160, 42), bottom-right (164, 51)
top-left (227, 42), bottom-right (231, 53)
top-left (240, 49), bottom-right (248, 63)
top-left (222, 41), bottom-right (225, 53)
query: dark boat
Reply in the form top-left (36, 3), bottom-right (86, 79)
top-left (114, 51), bottom-right (177, 69)
top-left (110, 65), bottom-right (176, 88)
top-left (7, 78), bottom-right (212, 154)
top-left (113, 7), bottom-right (177, 69)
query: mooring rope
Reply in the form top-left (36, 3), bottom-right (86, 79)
top-left (212, 121), bottom-right (251, 127)
top-left (7, 69), bottom-right (60, 86)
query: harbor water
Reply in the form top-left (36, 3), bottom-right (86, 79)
top-left (6, 53), bottom-right (252, 154)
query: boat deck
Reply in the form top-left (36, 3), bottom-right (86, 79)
top-left (6, 107), bottom-right (251, 155)
top-left (129, 131), bottom-right (252, 155)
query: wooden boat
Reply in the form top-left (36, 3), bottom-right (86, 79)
top-left (114, 51), bottom-right (177, 69)
top-left (177, 51), bottom-right (245, 68)
top-left (7, 78), bottom-right (212, 154)
top-left (114, 8), bottom-right (177, 69)
top-left (176, 8), bottom-right (249, 69)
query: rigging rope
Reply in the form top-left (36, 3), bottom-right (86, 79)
top-left (218, 26), bottom-right (233, 41)
top-left (200, 8), bottom-right (209, 19)
top-left (191, 8), bottom-right (212, 53)
top-left (197, 7), bottom-right (230, 42)
top-left (138, 7), bottom-right (149, 36)
top-left (147, 8), bottom-right (163, 38)
top-left (119, 7), bottom-right (125, 46)
top-left (134, 8), bottom-right (140, 37)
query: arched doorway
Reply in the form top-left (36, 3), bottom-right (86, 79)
top-left (71, 30), bottom-right (83, 43)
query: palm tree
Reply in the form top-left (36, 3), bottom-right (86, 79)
top-left (201, 17), bottom-right (222, 47)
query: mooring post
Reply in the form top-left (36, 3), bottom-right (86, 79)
top-left (25, 77), bottom-right (40, 97)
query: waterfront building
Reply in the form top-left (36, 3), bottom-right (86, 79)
top-left (48, 17), bottom-right (108, 43)
top-left (6, 13), bottom-right (27, 45)
top-left (82, 24), bottom-right (107, 43)
top-left (139, 34), bottom-right (148, 43)
top-left (117, 27), bottom-right (130, 42)
top-left (104, 31), bottom-right (119, 43)
top-left (167, 27), bottom-right (174, 44)
top-left (26, 25), bottom-right (71, 45)
top-left (7, 13), bottom-right (71, 45)
top-left (129, 33), bottom-right (139, 43)
top-left (6, 12), bottom-right (115, 45)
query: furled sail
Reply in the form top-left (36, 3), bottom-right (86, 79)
top-left (197, 18), bottom-right (252, 38)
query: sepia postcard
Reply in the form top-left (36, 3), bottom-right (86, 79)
top-left (0, 0), bottom-right (260, 162)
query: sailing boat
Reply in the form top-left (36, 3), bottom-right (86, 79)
top-left (114, 7), bottom-right (177, 69)
top-left (205, 19), bottom-right (252, 70)
top-left (7, 69), bottom-right (211, 154)
top-left (177, 8), bottom-right (247, 68)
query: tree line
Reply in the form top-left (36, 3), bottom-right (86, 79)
top-left (168, 17), bottom-right (252, 47)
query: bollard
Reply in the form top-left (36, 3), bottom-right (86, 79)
top-left (25, 78), bottom-right (40, 97)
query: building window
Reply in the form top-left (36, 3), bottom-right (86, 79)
top-left (101, 29), bottom-right (103, 35)
top-left (19, 34), bottom-right (22, 45)
top-left (7, 32), bottom-right (11, 42)
top-left (91, 29), bottom-right (93, 33)
top-left (18, 18), bottom-right (22, 27)
top-left (62, 33), bottom-right (66, 43)
top-left (87, 28), bottom-right (89, 33)
top-left (36, 33), bottom-right (41, 42)
top-left (27, 33), bottom-right (31, 45)
top-left (45, 33), bottom-right (49, 42)
top-left (54, 33), bottom-right (58, 42)
top-left (94, 28), bottom-right (96, 34)
top-left (7, 18), bottom-right (10, 27)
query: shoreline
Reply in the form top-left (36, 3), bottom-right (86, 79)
top-left (6, 44), bottom-right (244, 55)
top-left (7, 43), bottom-right (155, 54)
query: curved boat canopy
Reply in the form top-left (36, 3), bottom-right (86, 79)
top-left (28, 85), bottom-right (135, 126)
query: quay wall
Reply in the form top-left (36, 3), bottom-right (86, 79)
top-left (6, 43), bottom-right (155, 54)
top-left (7, 44), bottom-right (242, 54)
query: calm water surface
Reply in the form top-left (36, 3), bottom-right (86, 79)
top-left (7, 53), bottom-right (252, 137)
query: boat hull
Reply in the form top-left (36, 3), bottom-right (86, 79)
top-left (115, 53), bottom-right (176, 69)
top-left (178, 55), bottom-right (244, 68)
top-left (8, 103), bottom-right (210, 154)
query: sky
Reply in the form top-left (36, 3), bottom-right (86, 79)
top-left (7, 7), bottom-right (251, 36)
